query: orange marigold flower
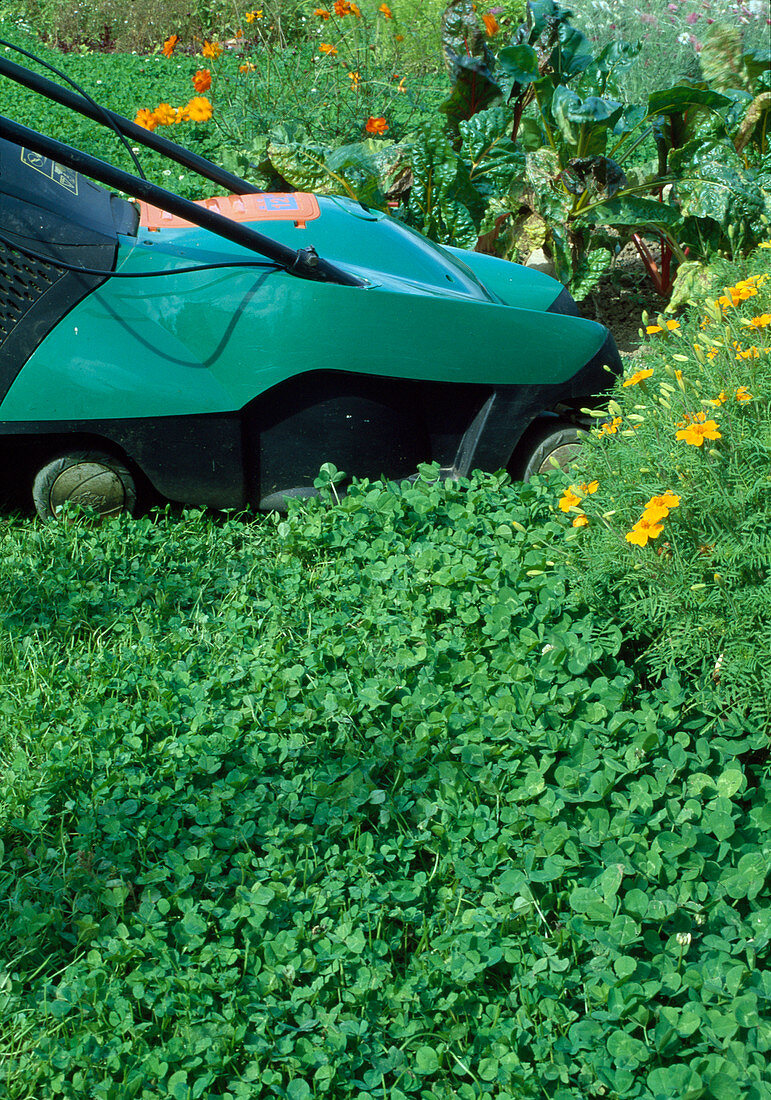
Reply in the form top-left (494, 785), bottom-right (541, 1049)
top-left (152, 102), bottom-right (177, 126)
top-left (747, 313), bottom-right (771, 329)
top-left (482, 12), bottom-right (500, 34)
top-left (365, 115), bottom-right (389, 134)
top-left (192, 68), bottom-right (212, 92)
top-left (348, 71), bottom-right (361, 87)
top-left (133, 108), bottom-right (158, 130)
top-left (350, 2), bottom-right (362, 15)
top-left (578, 480), bottom-right (599, 495)
top-left (239, 61), bottom-right (256, 72)
top-left (558, 487), bottom-right (582, 513)
top-left (572, 513), bottom-right (589, 527)
top-left (735, 344), bottom-right (761, 360)
top-left (202, 40), bottom-right (223, 59)
top-left (185, 96), bottom-right (213, 122)
top-left (642, 491), bottom-right (680, 523)
top-left (709, 390), bottom-right (728, 407)
top-left (314, 6), bottom-right (331, 16)
top-left (646, 319), bottom-right (680, 334)
top-left (626, 515), bottom-right (664, 547)
top-left (598, 415), bottom-right (622, 436)
top-left (622, 368), bottom-right (653, 388)
top-left (676, 419), bottom-right (721, 446)
top-left (319, 42), bottom-right (338, 54)
top-left (379, 2), bottom-right (393, 15)
top-left (162, 34), bottom-right (179, 57)
top-left (334, 0), bottom-right (351, 13)
top-left (735, 386), bottom-right (753, 403)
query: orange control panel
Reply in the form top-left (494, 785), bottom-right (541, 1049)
top-left (139, 192), bottom-right (321, 230)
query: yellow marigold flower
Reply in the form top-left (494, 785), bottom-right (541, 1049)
top-left (626, 515), bottom-right (664, 547)
top-left (572, 513), bottom-right (589, 527)
top-left (239, 61), bottom-right (256, 72)
top-left (350, 3), bottom-right (362, 15)
top-left (578, 480), bottom-right (599, 495)
top-left (646, 320), bottom-right (680, 334)
top-left (482, 12), bottom-right (501, 34)
top-left (642, 492), bottom-right (680, 523)
top-left (747, 313), bottom-right (771, 329)
top-left (735, 345), bottom-right (761, 360)
top-left (758, 240), bottom-right (771, 248)
top-left (735, 386), bottom-right (753, 403)
top-left (622, 368), bottom-right (654, 388)
top-left (202, 40), bottom-right (222, 58)
top-left (378, 3), bottom-right (393, 16)
top-left (319, 42), bottom-right (338, 54)
top-left (676, 419), bottom-right (721, 446)
top-left (133, 107), bottom-right (158, 130)
top-left (559, 487), bottom-right (582, 513)
top-left (185, 96), bottom-right (213, 122)
top-left (314, 6), bottom-right (331, 16)
top-left (709, 390), bottom-right (728, 406)
top-left (152, 102), bottom-right (177, 126)
top-left (162, 33), bottom-right (179, 57)
top-left (245, 10), bottom-right (263, 21)
top-left (192, 68), bottom-right (211, 93)
top-left (348, 70), bottom-right (361, 87)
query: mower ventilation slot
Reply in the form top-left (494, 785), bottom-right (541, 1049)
top-left (0, 241), bottom-right (66, 349)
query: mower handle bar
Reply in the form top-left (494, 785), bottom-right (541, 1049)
top-left (0, 115), bottom-right (366, 288)
top-left (0, 51), bottom-right (256, 196)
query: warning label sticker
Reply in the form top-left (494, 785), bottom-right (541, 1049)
top-left (21, 148), bottom-right (79, 194)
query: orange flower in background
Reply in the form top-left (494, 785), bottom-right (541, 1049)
top-left (482, 12), bottom-right (500, 34)
top-left (314, 6), bottom-right (331, 16)
top-left (365, 115), bottom-right (389, 134)
top-left (350, 2), bottom-right (362, 14)
top-left (162, 34), bottom-right (179, 57)
top-left (379, 3), bottom-right (393, 15)
top-left (202, 40), bottom-right (223, 59)
top-left (174, 105), bottom-right (190, 123)
top-left (319, 42), bottom-right (338, 54)
top-left (334, 0), bottom-right (352, 13)
top-left (676, 419), bottom-right (721, 446)
top-left (186, 96), bottom-right (213, 122)
top-left (192, 69), bottom-right (211, 93)
top-left (735, 386), bottom-right (753, 403)
top-left (348, 71), bottom-right (361, 88)
top-left (239, 61), bottom-right (256, 72)
top-left (152, 102), bottom-right (177, 126)
top-left (572, 513), bottom-right (589, 527)
top-left (133, 108), bottom-right (158, 130)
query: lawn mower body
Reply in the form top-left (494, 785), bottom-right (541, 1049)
top-left (0, 66), bottom-right (622, 514)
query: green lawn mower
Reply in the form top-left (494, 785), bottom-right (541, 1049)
top-left (0, 46), bottom-right (621, 520)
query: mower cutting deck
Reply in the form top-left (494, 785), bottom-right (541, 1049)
top-left (0, 49), bottom-right (622, 520)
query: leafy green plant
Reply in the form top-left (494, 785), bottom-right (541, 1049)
top-left (552, 242), bottom-right (771, 722)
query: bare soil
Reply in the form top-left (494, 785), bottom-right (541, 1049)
top-left (575, 245), bottom-right (668, 358)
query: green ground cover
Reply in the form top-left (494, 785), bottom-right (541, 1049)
top-left (0, 248), bottom-right (770, 1095)
top-left (0, 2), bottom-right (770, 1095)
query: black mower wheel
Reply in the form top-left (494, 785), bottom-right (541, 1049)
top-left (32, 451), bottom-right (137, 522)
top-left (517, 421), bottom-right (586, 482)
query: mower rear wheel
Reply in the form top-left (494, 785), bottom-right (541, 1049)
top-left (518, 421), bottom-right (585, 482)
top-left (32, 451), bottom-right (137, 522)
